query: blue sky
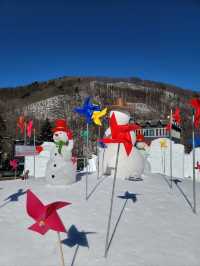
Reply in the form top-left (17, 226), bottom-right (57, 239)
top-left (0, 0), bottom-right (199, 90)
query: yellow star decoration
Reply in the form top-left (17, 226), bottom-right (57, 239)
top-left (92, 108), bottom-right (107, 126)
top-left (160, 139), bottom-right (168, 148)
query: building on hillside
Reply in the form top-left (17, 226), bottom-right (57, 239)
top-left (134, 120), bottom-right (181, 144)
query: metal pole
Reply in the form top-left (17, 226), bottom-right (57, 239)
top-left (170, 109), bottom-right (173, 188)
top-left (33, 128), bottom-right (36, 179)
top-left (97, 126), bottom-right (101, 179)
top-left (192, 113), bottom-right (196, 213)
top-left (86, 123), bottom-right (89, 200)
top-left (104, 143), bottom-right (120, 258)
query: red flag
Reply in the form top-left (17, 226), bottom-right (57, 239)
top-left (27, 120), bottom-right (33, 138)
top-left (190, 98), bottom-right (200, 129)
top-left (26, 190), bottom-right (71, 235)
top-left (99, 113), bottom-right (140, 156)
top-left (17, 116), bottom-right (25, 135)
top-left (173, 108), bottom-right (181, 125)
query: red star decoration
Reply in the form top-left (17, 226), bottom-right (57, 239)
top-left (26, 190), bottom-right (71, 235)
top-left (99, 113), bottom-right (140, 156)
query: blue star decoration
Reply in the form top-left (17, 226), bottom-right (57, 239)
top-left (74, 97), bottom-right (101, 124)
top-left (117, 191), bottom-right (138, 203)
top-left (62, 225), bottom-right (96, 248)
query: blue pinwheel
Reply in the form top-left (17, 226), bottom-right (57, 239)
top-left (74, 97), bottom-right (101, 124)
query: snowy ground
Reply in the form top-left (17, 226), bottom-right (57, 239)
top-left (0, 173), bottom-right (200, 266)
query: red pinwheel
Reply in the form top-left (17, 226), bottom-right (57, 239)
top-left (190, 98), bottom-right (200, 129)
top-left (10, 159), bottom-right (18, 171)
top-left (173, 108), bottom-right (181, 125)
top-left (26, 190), bottom-right (71, 235)
top-left (99, 113), bottom-right (140, 156)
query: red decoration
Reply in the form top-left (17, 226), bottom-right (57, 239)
top-left (190, 98), bottom-right (200, 129)
top-left (27, 120), bottom-right (33, 138)
top-left (17, 116), bottom-right (25, 135)
top-left (36, 146), bottom-right (43, 154)
top-left (99, 113), bottom-right (140, 156)
top-left (26, 190), bottom-right (71, 235)
top-left (173, 108), bottom-right (181, 125)
top-left (136, 133), bottom-right (144, 142)
top-left (52, 119), bottom-right (73, 140)
top-left (195, 161), bottom-right (200, 171)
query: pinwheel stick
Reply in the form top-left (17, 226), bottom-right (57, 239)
top-left (86, 123), bottom-right (89, 200)
top-left (57, 232), bottom-right (65, 266)
top-left (104, 143), bottom-right (120, 258)
top-left (169, 109), bottom-right (173, 188)
top-left (97, 126), bottom-right (101, 179)
top-left (192, 112), bottom-right (196, 214)
top-left (33, 128), bottom-right (36, 179)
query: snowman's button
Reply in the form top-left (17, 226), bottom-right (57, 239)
top-left (52, 175), bottom-right (55, 178)
top-left (54, 164), bottom-right (56, 167)
top-left (54, 153), bottom-right (57, 156)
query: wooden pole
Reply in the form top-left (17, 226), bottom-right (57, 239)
top-left (57, 232), bottom-right (65, 266)
top-left (104, 143), bottom-right (120, 258)
top-left (192, 113), bottom-right (196, 213)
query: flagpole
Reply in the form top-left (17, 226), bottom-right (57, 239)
top-left (192, 112), bottom-right (196, 213)
top-left (170, 109), bottom-right (173, 188)
top-left (57, 232), bottom-right (65, 266)
top-left (104, 143), bottom-right (120, 258)
top-left (24, 122), bottom-right (27, 145)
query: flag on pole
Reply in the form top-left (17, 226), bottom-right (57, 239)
top-left (190, 98), bottom-right (200, 129)
top-left (27, 120), bottom-right (33, 138)
top-left (17, 116), bottom-right (25, 135)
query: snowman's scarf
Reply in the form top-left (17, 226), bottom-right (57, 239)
top-left (55, 140), bottom-right (67, 154)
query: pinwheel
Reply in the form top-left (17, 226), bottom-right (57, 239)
top-left (159, 139), bottom-right (168, 149)
top-left (92, 108), bottom-right (107, 126)
top-left (10, 159), bottom-right (18, 179)
top-left (99, 113), bottom-right (140, 156)
top-left (27, 120), bottom-right (33, 138)
top-left (26, 190), bottom-right (71, 266)
top-left (189, 98), bottom-right (200, 213)
top-left (74, 97), bottom-right (100, 200)
top-left (74, 97), bottom-right (101, 124)
top-left (99, 113), bottom-right (140, 258)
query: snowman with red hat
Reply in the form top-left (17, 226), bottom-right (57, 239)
top-left (42, 119), bottom-right (76, 185)
top-left (136, 133), bottom-right (151, 174)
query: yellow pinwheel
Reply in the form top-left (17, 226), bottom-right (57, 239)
top-left (92, 108), bottom-right (107, 126)
top-left (160, 139), bottom-right (168, 149)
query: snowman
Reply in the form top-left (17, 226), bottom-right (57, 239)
top-left (99, 110), bottom-right (145, 179)
top-left (41, 119), bottom-right (76, 185)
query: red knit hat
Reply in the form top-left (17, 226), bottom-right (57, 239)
top-left (136, 133), bottom-right (145, 142)
top-left (52, 119), bottom-right (73, 140)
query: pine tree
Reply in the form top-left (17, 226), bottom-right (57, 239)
top-left (39, 119), bottom-right (53, 142)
